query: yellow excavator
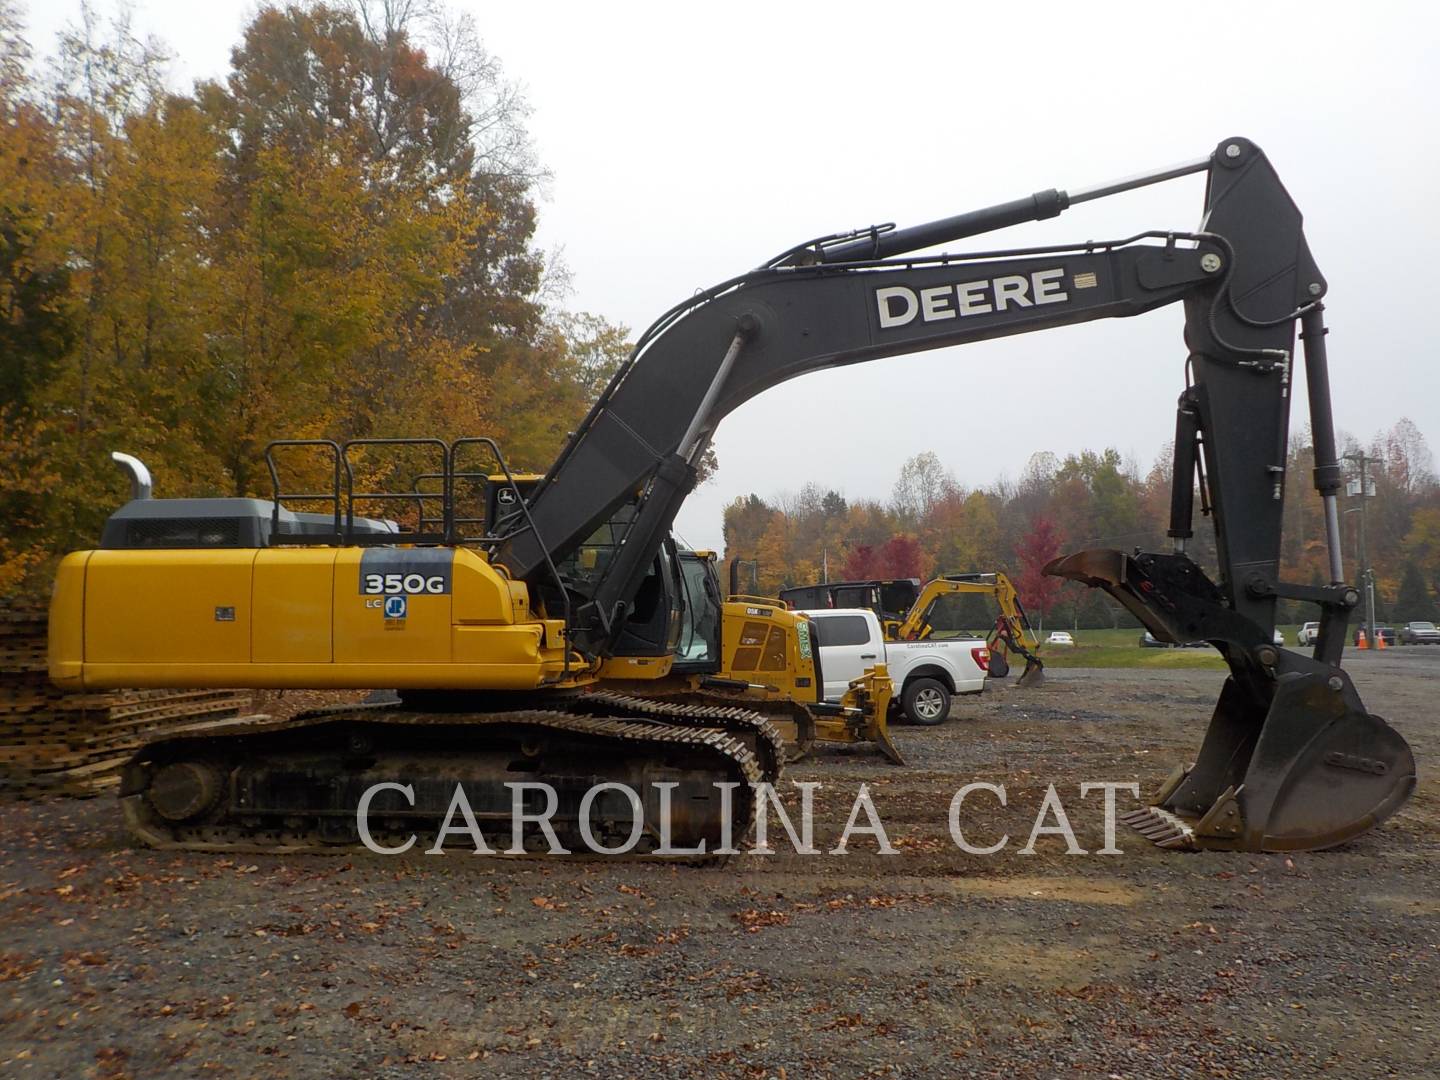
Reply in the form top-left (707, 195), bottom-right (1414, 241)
top-left (886, 573), bottom-right (1046, 688)
top-left (49, 139), bottom-right (1417, 853)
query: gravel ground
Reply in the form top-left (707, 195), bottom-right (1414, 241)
top-left (2, 652), bottom-right (1436, 1078)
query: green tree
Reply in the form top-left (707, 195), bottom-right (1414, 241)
top-left (1394, 561), bottom-right (1438, 623)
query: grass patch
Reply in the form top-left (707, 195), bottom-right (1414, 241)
top-left (943, 624), bottom-right (1307, 669)
top-left (1036, 646), bottom-right (1226, 670)
top-left (966, 624), bottom-right (1306, 670)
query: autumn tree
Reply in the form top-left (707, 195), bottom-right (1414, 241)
top-left (0, 1), bottom-right (621, 595)
top-left (1015, 515), bottom-right (1064, 632)
top-left (891, 450), bottom-right (955, 524)
top-left (874, 536), bottom-right (924, 579)
top-left (841, 544), bottom-right (880, 581)
top-left (1404, 507), bottom-right (1440, 592)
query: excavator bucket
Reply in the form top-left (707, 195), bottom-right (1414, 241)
top-left (1015, 656), bottom-right (1046, 689)
top-left (987, 625), bottom-right (1046, 689)
top-left (1047, 549), bottom-right (1416, 851)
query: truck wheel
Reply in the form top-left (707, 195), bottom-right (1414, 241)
top-left (903, 678), bottom-right (951, 726)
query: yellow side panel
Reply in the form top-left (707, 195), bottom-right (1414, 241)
top-left (450, 548), bottom-right (521, 625)
top-left (597, 655), bottom-right (676, 681)
top-left (48, 551), bottom-right (91, 689)
top-left (252, 548), bottom-right (337, 663)
top-left (332, 549), bottom-right (452, 663)
top-left (84, 549), bottom-right (256, 664)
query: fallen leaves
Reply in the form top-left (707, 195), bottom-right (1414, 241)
top-left (732, 908), bottom-right (791, 933)
top-left (0, 954), bottom-right (42, 982)
top-left (62, 951), bottom-right (109, 968)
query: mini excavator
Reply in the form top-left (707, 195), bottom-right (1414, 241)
top-left (51, 138), bottom-right (1416, 853)
top-left (783, 571), bottom-right (1046, 686)
top-left (889, 573), bottom-right (1046, 688)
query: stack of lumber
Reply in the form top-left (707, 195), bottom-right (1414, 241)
top-left (1, 606), bottom-right (251, 798)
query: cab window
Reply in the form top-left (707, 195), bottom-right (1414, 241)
top-left (676, 556), bottom-right (720, 663)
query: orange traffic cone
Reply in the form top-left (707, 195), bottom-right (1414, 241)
top-left (1377, 630), bottom-right (1387, 650)
top-left (1357, 630), bottom-right (1368, 650)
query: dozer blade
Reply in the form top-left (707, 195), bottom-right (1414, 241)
top-left (1047, 548), bottom-right (1416, 852)
top-left (863, 705), bottom-right (906, 767)
top-left (809, 664), bottom-right (906, 765)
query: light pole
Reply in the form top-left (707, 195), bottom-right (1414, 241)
top-left (1343, 452), bottom-right (1378, 647)
top-left (1344, 507), bottom-right (1376, 646)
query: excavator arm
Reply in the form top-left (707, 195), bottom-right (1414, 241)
top-left (494, 137), bottom-right (1415, 851)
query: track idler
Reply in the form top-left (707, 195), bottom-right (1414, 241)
top-left (1046, 549), bottom-right (1416, 852)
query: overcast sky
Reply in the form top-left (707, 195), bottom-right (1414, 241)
top-left (24, 1), bottom-right (1440, 549)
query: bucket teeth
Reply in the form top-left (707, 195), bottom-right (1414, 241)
top-left (1120, 806), bottom-right (1198, 851)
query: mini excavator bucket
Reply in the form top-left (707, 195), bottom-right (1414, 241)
top-left (1015, 656), bottom-right (1047, 690)
top-left (987, 624), bottom-right (1046, 689)
top-left (1047, 549), bottom-right (1415, 852)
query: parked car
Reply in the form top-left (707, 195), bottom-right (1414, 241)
top-left (1297, 621), bottom-right (1320, 646)
top-left (801, 608), bottom-right (989, 725)
top-left (1398, 621), bottom-right (1440, 645)
top-left (1045, 631), bottom-right (1074, 646)
top-left (1354, 626), bottom-right (1396, 646)
top-left (1272, 628), bottom-right (1286, 646)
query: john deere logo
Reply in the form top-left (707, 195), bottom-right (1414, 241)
top-left (383, 595), bottom-right (408, 620)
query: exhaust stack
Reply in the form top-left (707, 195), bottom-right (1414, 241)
top-left (111, 452), bottom-right (153, 501)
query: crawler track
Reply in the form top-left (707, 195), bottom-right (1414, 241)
top-left (120, 697), bottom-right (784, 859)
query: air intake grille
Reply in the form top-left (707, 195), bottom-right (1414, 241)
top-left (124, 518), bottom-right (243, 548)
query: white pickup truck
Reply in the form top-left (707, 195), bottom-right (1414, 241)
top-left (800, 608), bottom-right (990, 725)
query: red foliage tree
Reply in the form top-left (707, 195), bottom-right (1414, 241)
top-left (876, 535), bottom-right (924, 579)
top-left (1015, 515), bottom-right (1065, 626)
top-left (841, 544), bottom-right (880, 580)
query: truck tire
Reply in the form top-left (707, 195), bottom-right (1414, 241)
top-left (902, 677), bottom-right (951, 726)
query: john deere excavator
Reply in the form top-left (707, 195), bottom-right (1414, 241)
top-left (51, 137), bottom-right (1416, 853)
